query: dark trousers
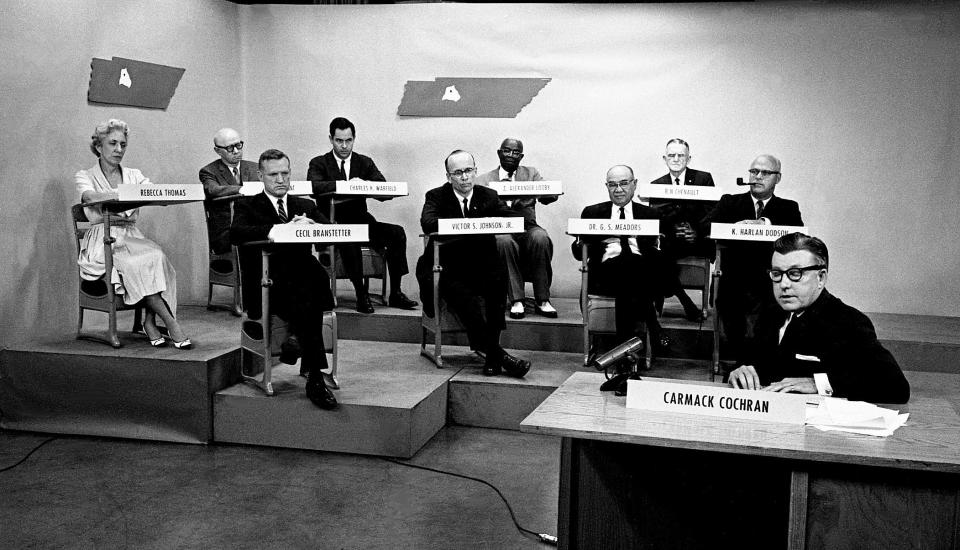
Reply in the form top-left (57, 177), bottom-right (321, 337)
top-left (595, 252), bottom-right (660, 341)
top-left (440, 274), bottom-right (507, 357)
top-left (271, 259), bottom-right (334, 377)
top-left (339, 220), bottom-right (408, 291)
top-left (717, 275), bottom-right (771, 362)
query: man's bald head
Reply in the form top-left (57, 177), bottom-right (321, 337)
top-left (213, 128), bottom-right (244, 165)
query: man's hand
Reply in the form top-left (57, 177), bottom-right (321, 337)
top-left (736, 219), bottom-right (765, 225)
top-left (289, 214), bottom-right (316, 224)
top-left (729, 365), bottom-right (762, 390)
top-left (764, 377), bottom-right (817, 394)
top-left (674, 222), bottom-right (696, 243)
top-left (539, 194), bottom-right (559, 205)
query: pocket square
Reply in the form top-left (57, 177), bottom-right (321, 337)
top-left (796, 353), bottom-right (821, 362)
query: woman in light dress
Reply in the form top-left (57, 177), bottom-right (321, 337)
top-left (76, 119), bottom-right (191, 348)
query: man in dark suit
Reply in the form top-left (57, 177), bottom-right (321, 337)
top-left (729, 233), bottom-right (909, 404)
top-left (573, 165), bottom-right (666, 348)
top-left (701, 154), bottom-right (803, 363)
top-left (307, 117), bottom-right (417, 314)
top-left (649, 138), bottom-right (716, 321)
top-left (474, 138), bottom-right (558, 319)
top-left (199, 128), bottom-right (258, 254)
top-left (416, 149), bottom-right (531, 377)
top-left (230, 149), bottom-right (338, 410)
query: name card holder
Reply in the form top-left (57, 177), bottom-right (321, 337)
top-left (626, 379), bottom-right (807, 425)
top-left (710, 223), bottom-right (810, 242)
top-left (334, 180), bottom-right (408, 196)
top-left (567, 218), bottom-right (660, 236)
top-left (117, 184), bottom-right (205, 202)
top-left (437, 217), bottom-right (524, 235)
top-left (271, 224), bottom-right (369, 243)
top-left (636, 183), bottom-right (723, 202)
top-left (241, 181), bottom-right (313, 196)
top-left (487, 180), bottom-right (563, 196)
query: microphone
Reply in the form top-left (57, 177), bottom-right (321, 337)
top-left (589, 336), bottom-right (644, 371)
top-left (736, 177), bottom-right (750, 186)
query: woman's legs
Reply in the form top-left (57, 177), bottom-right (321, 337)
top-left (143, 293), bottom-right (187, 342)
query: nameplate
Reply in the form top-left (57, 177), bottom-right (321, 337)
top-left (710, 223), bottom-right (809, 242)
top-left (437, 217), bottom-right (524, 235)
top-left (486, 180), bottom-right (563, 196)
top-left (626, 379), bottom-right (807, 425)
top-left (241, 181), bottom-right (313, 196)
top-left (334, 180), bottom-right (408, 196)
top-left (567, 218), bottom-right (659, 236)
top-left (636, 183), bottom-right (722, 202)
top-left (271, 224), bottom-right (368, 243)
top-left (117, 184), bottom-right (204, 202)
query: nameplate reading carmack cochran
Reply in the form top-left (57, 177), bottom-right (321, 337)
top-left (117, 184), bottom-right (204, 202)
top-left (271, 224), bottom-right (369, 243)
top-left (636, 183), bottom-right (722, 202)
top-left (487, 180), bottom-right (563, 196)
top-left (567, 218), bottom-right (660, 236)
top-left (437, 217), bottom-right (524, 235)
top-left (626, 379), bottom-right (807, 425)
top-left (334, 181), bottom-right (408, 196)
top-left (710, 223), bottom-right (810, 242)
top-left (241, 181), bottom-right (313, 196)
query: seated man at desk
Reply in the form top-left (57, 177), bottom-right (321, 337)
top-left (416, 150), bottom-right (532, 377)
top-left (199, 128), bottom-right (258, 255)
top-left (475, 138), bottom-right (558, 319)
top-left (307, 117), bottom-right (417, 313)
top-left (729, 233), bottom-right (910, 403)
top-left (230, 149), bottom-right (338, 410)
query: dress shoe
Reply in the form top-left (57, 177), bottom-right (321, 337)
top-left (305, 378), bottom-right (338, 410)
top-left (483, 357), bottom-right (502, 376)
top-left (321, 370), bottom-right (339, 390)
top-left (172, 339), bottom-right (193, 350)
top-left (356, 295), bottom-right (375, 314)
top-left (501, 352), bottom-right (531, 378)
top-left (388, 292), bottom-right (419, 310)
top-left (684, 306), bottom-right (705, 322)
top-left (509, 301), bottom-right (525, 319)
top-left (535, 301), bottom-right (559, 318)
top-left (279, 336), bottom-right (301, 365)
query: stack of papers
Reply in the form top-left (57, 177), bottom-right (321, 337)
top-left (806, 398), bottom-right (909, 437)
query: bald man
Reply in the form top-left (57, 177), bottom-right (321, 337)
top-left (199, 128), bottom-right (258, 254)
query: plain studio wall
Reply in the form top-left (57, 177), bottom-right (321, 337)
top-left (0, 1), bottom-right (957, 348)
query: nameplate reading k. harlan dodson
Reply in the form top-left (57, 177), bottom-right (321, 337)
top-left (626, 379), bottom-right (807, 425)
top-left (117, 184), bottom-right (205, 202)
top-left (487, 180), bottom-right (563, 196)
top-left (241, 181), bottom-right (313, 196)
top-left (710, 223), bottom-right (810, 242)
top-left (271, 224), bottom-right (369, 243)
top-left (437, 217), bottom-right (524, 235)
top-left (567, 218), bottom-right (660, 236)
top-left (334, 181), bottom-right (408, 196)
top-left (636, 183), bottom-right (722, 202)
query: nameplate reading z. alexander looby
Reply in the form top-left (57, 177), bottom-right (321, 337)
top-left (437, 217), bottom-right (524, 235)
top-left (626, 379), bottom-right (807, 425)
top-left (271, 224), bottom-right (369, 243)
top-left (117, 184), bottom-right (205, 202)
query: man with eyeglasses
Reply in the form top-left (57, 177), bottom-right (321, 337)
top-left (702, 154), bottom-right (803, 363)
top-left (416, 150), bottom-right (532, 377)
top-left (475, 138), bottom-right (559, 320)
top-left (728, 233), bottom-right (909, 403)
top-left (649, 138), bottom-right (716, 321)
top-left (199, 128), bottom-right (258, 254)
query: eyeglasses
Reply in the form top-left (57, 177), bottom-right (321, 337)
top-left (216, 141), bottom-right (244, 153)
top-left (767, 265), bottom-right (825, 282)
top-left (448, 167), bottom-right (476, 178)
top-left (748, 168), bottom-right (780, 178)
top-left (499, 148), bottom-right (523, 158)
top-left (606, 180), bottom-right (635, 190)
top-left (665, 153), bottom-right (688, 159)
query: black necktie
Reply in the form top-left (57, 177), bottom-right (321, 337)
top-left (462, 198), bottom-right (469, 216)
top-left (674, 177), bottom-right (680, 186)
top-left (339, 160), bottom-right (347, 180)
top-left (619, 207), bottom-right (634, 255)
top-left (232, 167), bottom-right (240, 185)
top-left (277, 198), bottom-right (288, 222)
top-left (756, 199), bottom-right (765, 220)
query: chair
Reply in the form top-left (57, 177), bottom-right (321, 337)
top-left (675, 255), bottom-right (712, 316)
top-left (710, 244), bottom-right (725, 377)
top-left (238, 246), bottom-right (338, 396)
top-left (419, 235), bottom-right (478, 368)
top-left (320, 245), bottom-right (387, 306)
top-left (204, 196), bottom-right (242, 316)
top-left (72, 204), bottom-right (143, 348)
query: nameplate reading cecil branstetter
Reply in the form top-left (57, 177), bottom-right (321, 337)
top-left (487, 180), bottom-right (563, 196)
top-left (271, 224), bottom-right (369, 243)
top-left (335, 180), bottom-right (408, 196)
top-left (710, 223), bottom-right (810, 242)
top-left (567, 218), bottom-right (660, 236)
top-left (626, 379), bottom-right (807, 425)
top-left (437, 217), bottom-right (524, 235)
top-left (117, 184), bottom-right (205, 202)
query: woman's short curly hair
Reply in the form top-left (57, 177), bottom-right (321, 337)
top-left (90, 119), bottom-right (129, 157)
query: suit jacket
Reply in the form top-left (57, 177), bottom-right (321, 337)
top-left (474, 165), bottom-right (549, 230)
top-left (742, 290), bottom-right (910, 403)
top-left (307, 151), bottom-right (385, 223)
top-left (200, 159), bottom-right (258, 253)
top-left (573, 201), bottom-right (661, 294)
top-left (229, 192), bottom-right (333, 318)
top-left (649, 168), bottom-right (716, 258)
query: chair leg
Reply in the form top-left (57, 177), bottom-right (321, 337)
top-left (329, 312), bottom-right (339, 388)
top-left (77, 307), bottom-right (84, 339)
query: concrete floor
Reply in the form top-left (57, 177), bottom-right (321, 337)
top-left (0, 426), bottom-right (560, 550)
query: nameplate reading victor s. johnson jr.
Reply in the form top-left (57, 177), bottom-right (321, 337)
top-left (117, 184), bottom-right (205, 202)
top-left (710, 223), bottom-right (810, 242)
top-left (626, 379), bottom-right (807, 425)
top-left (241, 181), bottom-right (313, 196)
top-left (334, 181), bottom-right (408, 196)
top-left (567, 218), bottom-right (660, 236)
top-left (636, 183), bottom-right (722, 202)
top-left (437, 217), bottom-right (524, 235)
top-left (487, 180), bottom-right (563, 196)
top-left (271, 224), bottom-right (369, 243)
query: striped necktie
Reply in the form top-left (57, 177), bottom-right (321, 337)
top-left (277, 198), bottom-right (288, 222)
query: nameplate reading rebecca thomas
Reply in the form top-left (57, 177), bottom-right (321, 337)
top-left (567, 218), bottom-right (660, 236)
top-left (117, 184), bottom-right (204, 202)
top-left (487, 180), bottom-right (563, 196)
top-left (271, 224), bottom-right (369, 243)
top-left (334, 181), bottom-right (408, 196)
top-left (437, 217), bottom-right (524, 235)
top-left (241, 181), bottom-right (313, 196)
top-left (626, 379), bottom-right (807, 425)
top-left (636, 183), bottom-right (722, 202)
top-left (710, 223), bottom-right (810, 242)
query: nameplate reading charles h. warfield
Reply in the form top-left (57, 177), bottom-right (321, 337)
top-left (636, 183), bottom-right (722, 202)
top-left (117, 184), bottom-right (205, 202)
top-left (487, 180), bottom-right (562, 196)
top-left (271, 224), bottom-right (369, 243)
top-left (437, 217), bottom-right (524, 235)
top-left (334, 181), bottom-right (408, 196)
top-left (626, 379), bottom-right (807, 425)
top-left (241, 181), bottom-right (313, 196)
top-left (567, 218), bottom-right (660, 236)
top-left (710, 223), bottom-right (810, 242)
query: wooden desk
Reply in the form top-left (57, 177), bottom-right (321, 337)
top-left (520, 371), bottom-right (960, 549)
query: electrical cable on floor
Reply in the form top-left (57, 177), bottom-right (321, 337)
top-left (0, 437), bottom-right (57, 473)
top-left (382, 457), bottom-right (558, 546)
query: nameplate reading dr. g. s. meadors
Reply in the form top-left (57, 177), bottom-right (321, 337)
top-left (626, 379), bottom-right (807, 425)
top-left (567, 218), bottom-right (660, 236)
top-left (117, 184), bottom-right (205, 202)
top-left (710, 223), bottom-right (810, 242)
top-left (487, 180), bottom-right (563, 196)
top-left (271, 224), bottom-right (369, 243)
top-left (437, 217), bottom-right (524, 235)
top-left (240, 181), bottom-right (313, 196)
top-left (334, 181), bottom-right (408, 196)
top-left (635, 183), bottom-right (722, 202)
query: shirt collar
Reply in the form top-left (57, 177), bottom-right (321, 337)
top-left (498, 166), bottom-right (514, 181)
top-left (671, 169), bottom-right (687, 185)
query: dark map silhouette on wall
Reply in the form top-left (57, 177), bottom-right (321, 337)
top-left (88, 57), bottom-right (185, 110)
top-left (398, 77), bottom-right (550, 118)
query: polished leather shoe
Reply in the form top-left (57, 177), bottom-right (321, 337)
top-left (388, 292), bottom-right (418, 310)
top-left (509, 301), bottom-right (525, 319)
top-left (279, 336), bottom-right (301, 365)
top-left (356, 295), bottom-right (375, 314)
top-left (482, 358), bottom-right (502, 376)
top-left (305, 378), bottom-right (338, 410)
top-left (501, 353), bottom-right (531, 378)
top-left (535, 301), bottom-right (559, 318)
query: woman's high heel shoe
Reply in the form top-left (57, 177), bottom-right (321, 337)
top-left (149, 337), bottom-right (166, 347)
top-left (172, 339), bottom-right (192, 350)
